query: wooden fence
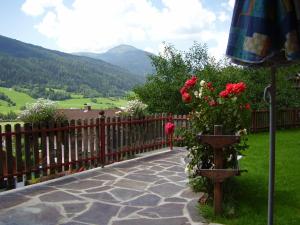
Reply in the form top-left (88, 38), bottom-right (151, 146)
top-left (251, 108), bottom-right (300, 132)
top-left (1, 108), bottom-right (299, 190)
top-left (0, 114), bottom-right (187, 190)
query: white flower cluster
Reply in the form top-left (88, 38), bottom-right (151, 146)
top-left (19, 98), bottom-right (58, 123)
top-left (184, 163), bottom-right (198, 176)
top-left (194, 80), bottom-right (206, 99)
top-left (235, 128), bottom-right (247, 136)
top-left (119, 99), bottom-right (148, 117)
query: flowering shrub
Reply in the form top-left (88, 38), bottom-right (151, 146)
top-left (19, 99), bottom-right (66, 123)
top-left (179, 75), bottom-right (250, 196)
top-left (116, 99), bottom-right (148, 117)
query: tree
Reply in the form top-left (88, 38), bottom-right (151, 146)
top-left (134, 43), bottom-right (211, 114)
top-left (135, 42), bottom-right (300, 114)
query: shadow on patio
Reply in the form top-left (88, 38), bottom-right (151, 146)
top-left (0, 148), bottom-right (211, 225)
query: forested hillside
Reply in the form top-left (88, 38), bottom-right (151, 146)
top-left (77, 45), bottom-right (155, 77)
top-left (0, 35), bottom-right (144, 98)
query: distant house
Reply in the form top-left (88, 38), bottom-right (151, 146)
top-left (58, 104), bottom-right (119, 120)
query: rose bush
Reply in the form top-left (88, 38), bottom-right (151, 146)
top-left (178, 75), bottom-right (251, 198)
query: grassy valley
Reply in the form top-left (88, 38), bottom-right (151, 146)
top-left (0, 86), bottom-right (127, 118)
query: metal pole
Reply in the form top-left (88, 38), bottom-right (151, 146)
top-left (268, 66), bottom-right (276, 225)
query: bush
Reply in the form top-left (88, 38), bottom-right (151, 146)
top-left (0, 111), bottom-right (18, 121)
top-left (18, 98), bottom-right (66, 123)
top-left (178, 76), bottom-right (250, 198)
top-left (116, 99), bottom-right (148, 117)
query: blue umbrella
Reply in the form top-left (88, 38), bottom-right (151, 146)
top-left (226, 1), bottom-right (300, 225)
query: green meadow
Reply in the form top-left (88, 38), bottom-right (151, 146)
top-left (0, 86), bottom-right (127, 116)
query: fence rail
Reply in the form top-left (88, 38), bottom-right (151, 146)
top-left (1, 108), bottom-right (299, 190)
top-left (0, 114), bottom-right (187, 190)
top-left (251, 108), bottom-right (300, 132)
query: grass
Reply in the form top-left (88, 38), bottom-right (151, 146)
top-left (201, 129), bottom-right (300, 225)
top-left (0, 87), bottom-right (35, 113)
top-left (58, 97), bottom-right (127, 109)
top-left (0, 87), bottom-right (128, 115)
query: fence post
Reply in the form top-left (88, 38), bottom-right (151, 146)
top-left (99, 111), bottom-right (106, 167)
top-left (168, 113), bottom-right (173, 150)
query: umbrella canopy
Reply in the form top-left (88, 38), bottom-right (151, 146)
top-left (226, 1), bottom-right (300, 225)
top-left (227, 0), bottom-right (300, 64)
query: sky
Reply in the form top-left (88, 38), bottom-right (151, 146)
top-left (0, 0), bottom-right (235, 58)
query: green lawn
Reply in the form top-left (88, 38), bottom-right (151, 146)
top-left (58, 97), bottom-right (127, 109)
top-left (0, 87), bottom-right (127, 115)
top-left (0, 87), bottom-right (35, 113)
top-left (201, 129), bottom-right (300, 225)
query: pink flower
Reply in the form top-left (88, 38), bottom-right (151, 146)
top-left (165, 122), bottom-right (175, 134)
top-left (209, 100), bottom-right (218, 106)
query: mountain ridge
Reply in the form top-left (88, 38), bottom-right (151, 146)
top-left (0, 35), bottom-right (144, 97)
top-left (76, 44), bottom-right (155, 77)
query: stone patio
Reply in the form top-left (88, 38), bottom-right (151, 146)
top-left (0, 148), bottom-right (214, 225)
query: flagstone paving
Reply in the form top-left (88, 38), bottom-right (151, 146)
top-left (0, 148), bottom-right (214, 225)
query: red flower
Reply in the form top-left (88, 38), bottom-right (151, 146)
top-left (165, 122), bottom-right (175, 135)
top-left (209, 100), bottom-right (218, 106)
top-left (182, 92), bottom-right (192, 103)
top-left (180, 86), bottom-right (187, 95)
top-left (219, 90), bottom-right (229, 98)
top-left (184, 76), bottom-right (197, 88)
top-left (206, 82), bottom-right (215, 91)
top-left (245, 103), bottom-right (251, 110)
top-left (226, 82), bottom-right (246, 94)
top-left (220, 82), bottom-right (246, 98)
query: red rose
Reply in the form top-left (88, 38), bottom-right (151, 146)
top-left (182, 92), bottom-right (192, 103)
top-left (165, 122), bottom-right (175, 134)
top-left (219, 90), bottom-right (229, 98)
top-left (245, 103), bottom-right (251, 110)
top-left (184, 76), bottom-right (197, 88)
top-left (206, 82), bottom-right (215, 91)
top-left (226, 82), bottom-right (246, 94)
top-left (180, 86), bottom-right (187, 95)
top-left (233, 82), bottom-right (246, 93)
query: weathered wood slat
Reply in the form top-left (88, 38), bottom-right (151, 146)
top-left (76, 119), bottom-right (83, 169)
top-left (48, 122), bottom-right (55, 175)
top-left (0, 126), bottom-right (4, 188)
top-left (32, 123), bottom-right (40, 178)
top-left (24, 123), bottom-right (32, 181)
top-left (106, 117), bottom-right (111, 163)
top-left (112, 117), bottom-right (117, 162)
top-left (89, 119), bottom-right (95, 167)
top-left (83, 119), bottom-right (89, 168)
top-left (5, 124), bottom-right (14, 189)
top-left (56, 122), bottom-right (63, 173)
top-left (95, 118), bottom-right (100, 166)
top-left (117, 116), bottom-right (121, 161)
top-left (15, 124), bottom-right (23, 182)
top-left (40, 122), bottom-right (47, 176)
top-left (69, 120), bottom-right (75, 170)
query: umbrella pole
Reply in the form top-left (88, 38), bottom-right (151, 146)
top-left (268, 66), bottom-right (276, 225)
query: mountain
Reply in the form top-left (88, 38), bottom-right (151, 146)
top-left (0, 35), bottom-right (144, 97)
top-left (76, 45), bottom-right (155, 77)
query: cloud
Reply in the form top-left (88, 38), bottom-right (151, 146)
top-left (228, 0), bottom-right (235, 9)
top-left (21, 0), bottom-right (63, 17)
top-left (21, 0), bottom-right (229, 58)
